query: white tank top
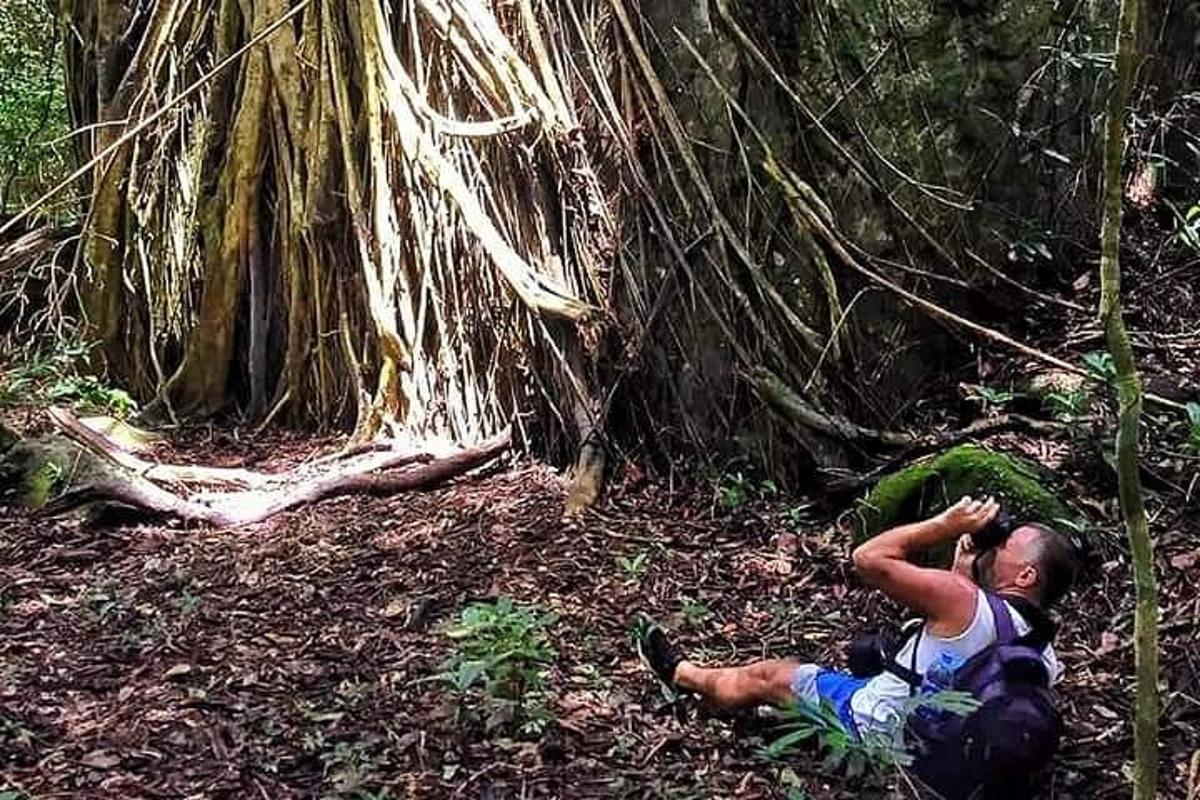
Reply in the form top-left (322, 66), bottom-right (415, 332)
top-left (849, 589), bottom-right (1063, 736)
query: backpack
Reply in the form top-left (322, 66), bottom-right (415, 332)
top-left (890, 592), bottom-right (1063, 800)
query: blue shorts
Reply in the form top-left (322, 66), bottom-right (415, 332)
top-left (790, 665), bottom-right (868, 736)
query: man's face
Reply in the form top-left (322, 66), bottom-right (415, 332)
top-left (970, 525), bottom-right (1041, 593)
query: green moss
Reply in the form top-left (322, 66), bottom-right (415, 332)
top-left (1, 437), bottom-right (90, 509)
top-left (854, 444), bottom-right (1073, 549)
top-left (23, 458), bottom-right (64, 507)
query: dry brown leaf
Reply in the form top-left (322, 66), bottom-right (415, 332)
top-left (1170, 550), bottom-right (1199, 571)
top-left (163, 664), bottom-right (192, 680)
top-left (80, 750), bottom-right (122, 769)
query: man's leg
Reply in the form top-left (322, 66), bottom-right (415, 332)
top-left (638, 624), bottom-right (802, 710)
top-left (674, 659), bottom-right (799, 710)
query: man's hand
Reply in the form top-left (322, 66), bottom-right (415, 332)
top-left (935, 495), bottom-right (1000, 536)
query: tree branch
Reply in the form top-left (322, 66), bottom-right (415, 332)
top-left (39, 428), bottom-right (511, 527)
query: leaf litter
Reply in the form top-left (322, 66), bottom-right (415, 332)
top-left (0, 429), bottom-right (1196, 799)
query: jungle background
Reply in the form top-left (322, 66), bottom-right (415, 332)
top-left (0, 0), bottom-right (1198, 797)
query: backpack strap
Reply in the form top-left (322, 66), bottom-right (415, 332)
top-left (889, 592), bottom-right (1010, 690)
top-left (984, 590), bottom-right (1017, 644)
top-left (878, 625), bottom-right (925, 692)
top-left (901, 626), bottom-right (924, 693)
top-left (999, 593), bottom-right (1058, 647)
top-left (886, 592), bottom-right (1034, 690)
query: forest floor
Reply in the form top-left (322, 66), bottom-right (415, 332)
top-left (2, 215), bottom-right (1199, 799)
top-left (1, 414), bottom-right (1198, 799)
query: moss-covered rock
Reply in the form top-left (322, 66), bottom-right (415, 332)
top-left (0, 435), bottom-right (106, 509)
top-left (0, 422), bottom-right (17, 454)
top-left (853, 444), bottom-right (1072, 550)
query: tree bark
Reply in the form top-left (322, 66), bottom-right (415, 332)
top-left (165, 4), bottom-right (272, 416)
top-left (1099, 0), bottom-right (1159, 796)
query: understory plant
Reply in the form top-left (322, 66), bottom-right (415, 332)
top-left (441, 596), bottom-right (558, 736)
top-left (1171, 201), bottom-right (1200, 251)
top-left (616, 551), bottom-right (650, 581)
top-left (717, 469), bottom-right (779, 510)
top-left (1041, 352), bottom-right (1115, 421)
top-left (1183, 402), bottom-right (1200, 454)
top-left (759, 691), bottom-right (980, 784)
top-left (0, 340), bottom-right (135, 416)
top-left (966, 384), bottom-right (1016, 414)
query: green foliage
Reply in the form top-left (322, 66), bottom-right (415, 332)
top-left (298, 731), bottom-right (389, 798)
top-left (1043, 387), bottom-right (1090, 421)
top-left (46, 375), bottom-right (136, 415)
top-left (0, 0), bottom-right (71, 217)
top-left (717, 471), bottom-right (778, 510)
top-left (680, 597), bottom-right (712, 625)
top-left (441, 597), bottom-right (557, 736)
top-left (967, 384), bottom-right (1015, 412)
top-left (760, 698), bottom-right (892, 779)
top-left (616, 551), bottom-right (650, 580)
top-left (855, 444), bottom-right (1073, 554)
top-left (774, 768), bottom-right (809, 800)
top-left (718, 471), bottom-right (753, 509)
top-left (172, 586), bottom-right (202, 617)
top-left (1184, 402), bottom-right (1200, 454)
top-left (1170, 201), bottom-right (1200, 250)
top-left (761, 691), bottom-right (981, 782)
top-left (1040, 352), bottom-right (1113, 421)
top-left (23, 458), bottom-right (62, 507)
top-left (0, 341), bottom-right (136, 416)
top-left (1083, 351), bottom-right (1117, 383)
top-left (782, 502), bottom-right (818, 530)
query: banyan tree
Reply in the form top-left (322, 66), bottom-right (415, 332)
top-left (39, 0), bottom-right (1198, 503)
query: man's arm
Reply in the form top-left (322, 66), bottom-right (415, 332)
top-left (852, 496), bottom-right (999, 636)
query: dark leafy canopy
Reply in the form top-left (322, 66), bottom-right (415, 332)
top-left (0, 0), bottom-right (70, 218)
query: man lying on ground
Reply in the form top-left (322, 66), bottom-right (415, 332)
top-left (638, 496), bottom-right (1078, 798)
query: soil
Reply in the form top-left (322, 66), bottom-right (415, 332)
top-left (1, 421), bottom-right (1197, 799)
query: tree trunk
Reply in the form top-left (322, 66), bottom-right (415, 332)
top-left (52, 0), bottom-right (1161, 494)
top-left (1099, 0), bottom-right (1159, 796)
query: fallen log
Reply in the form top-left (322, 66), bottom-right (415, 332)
top-left (38, 428), bottom-right (511, 526)
top-left (46, 406), bottom-right (460, 491)
top-left (48, 406), bottom-right (270, 489)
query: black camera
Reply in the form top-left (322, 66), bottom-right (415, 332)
top-left (970, 508), bottom-right (1016, 551)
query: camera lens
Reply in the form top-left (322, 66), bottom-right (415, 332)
top-left (971, 509), bottom-right (1014, 550)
